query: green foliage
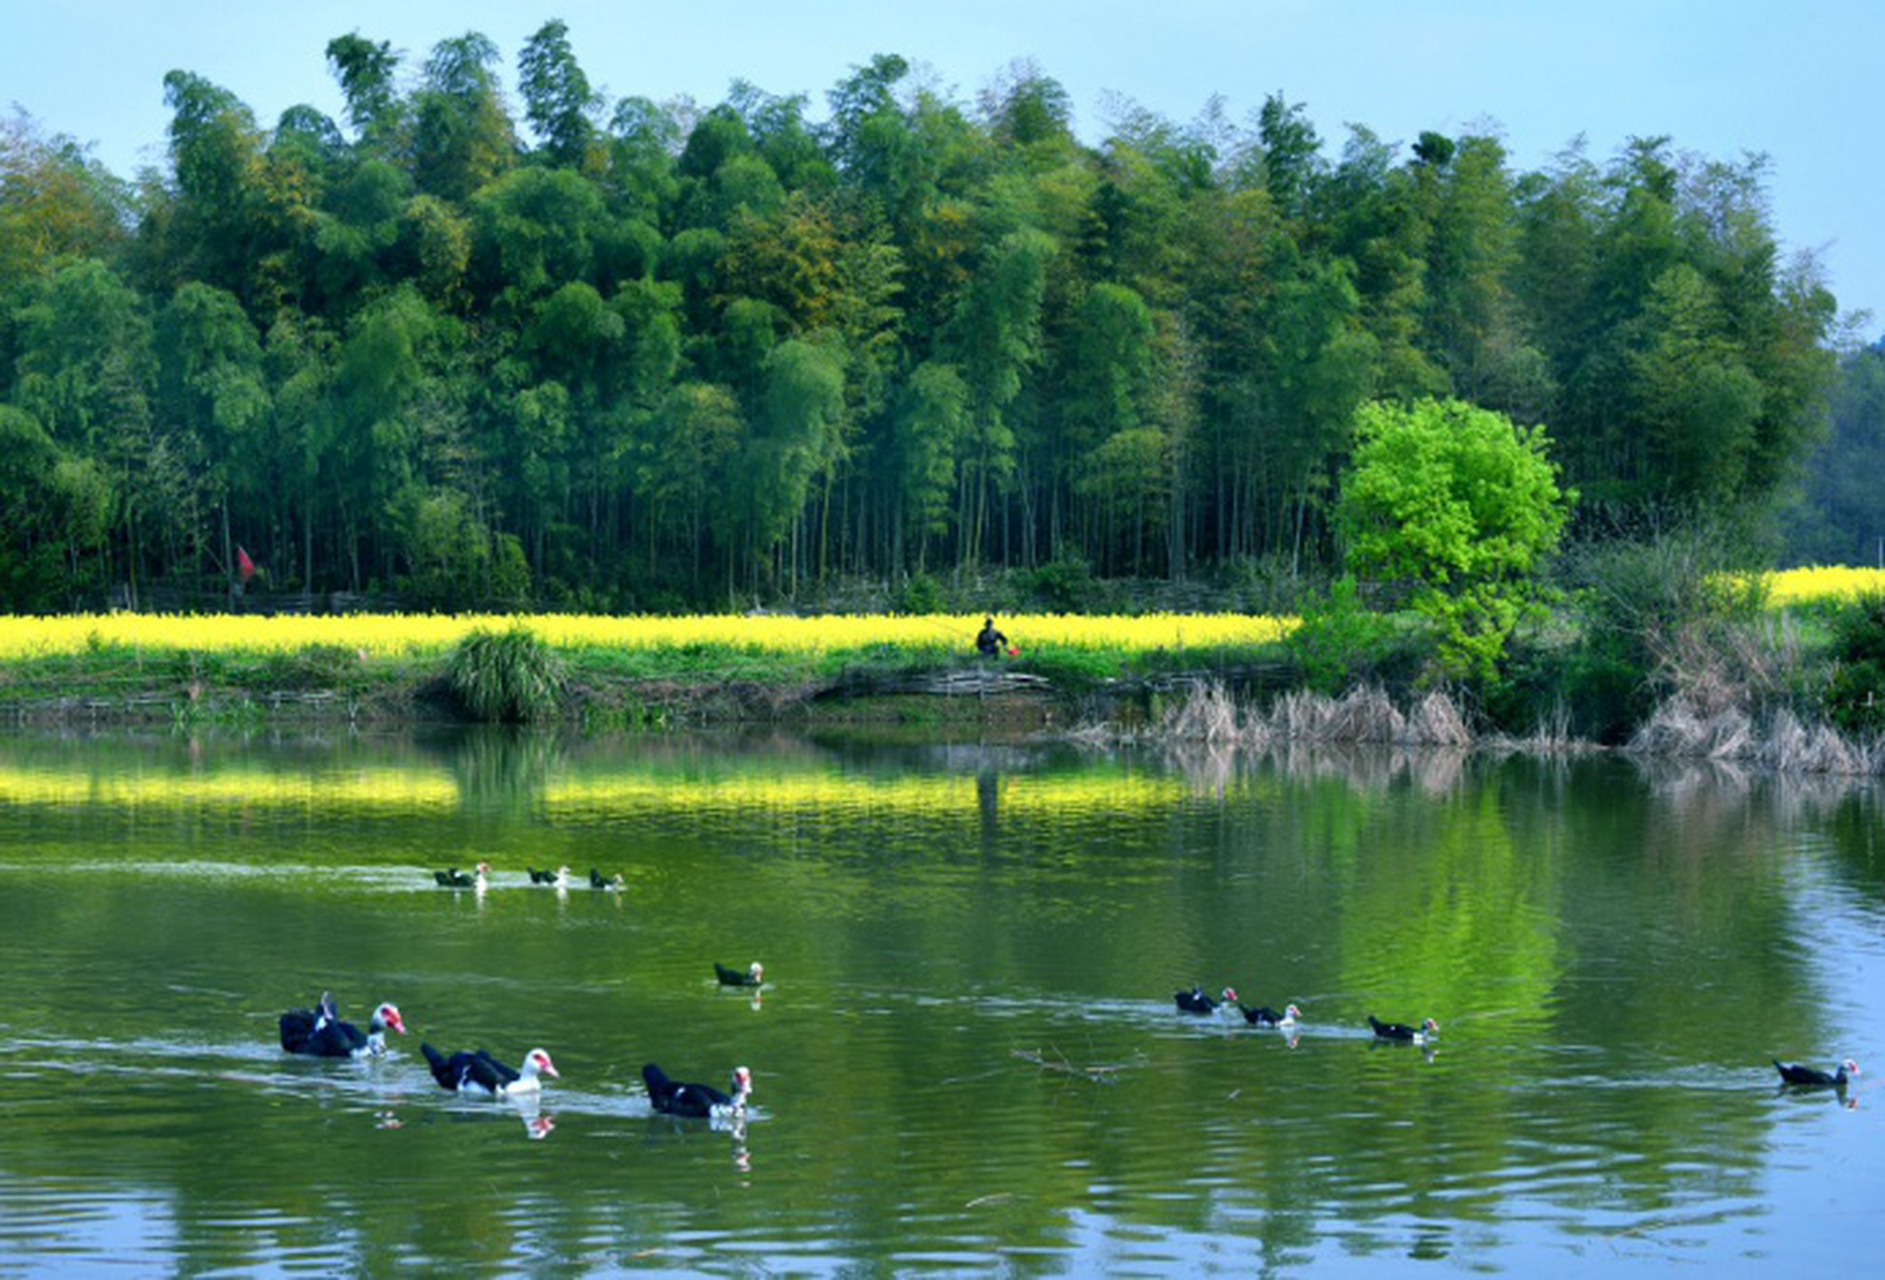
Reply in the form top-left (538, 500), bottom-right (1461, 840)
top-left (1025, 556), bottom-right (1095, 612)
top-left (256, 643), bottom-right (363, 691)
top-left (444, 627), bottom-right (566, 723)
top-left (1338, 398), bottom-right (1572, 682)
top-left (897, 571), bottom-right (945, 614)
top-left (1823, 593), bottom-right (1885, 735)
top-left (403, 489), bottom-right (532, 609)
top-left (1287, 574), bottom-right (1426, 695)
top-left (1550, 519), bottom-right (1777, 729)
top-left (0, 30), bottom-right (1847, 613)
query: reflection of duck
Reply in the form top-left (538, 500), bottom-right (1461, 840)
top-left (1241, 1002), bottom-right (1302, 1029)
top-left (434, 862), bottom-right (490, 889)
top-left (528, 865), bottom-right (570, 889)
top-left (279, 994), bottom-right (406, 1058)
top-left (1175, 985), bottom-right (1237, 1016)
top-left (1368, 1015), bottom-right (1438, 1044)
top-left (589, 868), bottom-right (625, 892)
top-left (422, 1044), bottom-right (559, 1096)
top-left (1774, 1058), bottom-right (1860, 1088)
top-left (715, 961), bottom-right (764, 988)
top-left (643, 1063), bottom-right (752, 1117)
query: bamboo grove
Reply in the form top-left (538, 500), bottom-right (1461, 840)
top-left (0, 24), bottom-right (1843, 611)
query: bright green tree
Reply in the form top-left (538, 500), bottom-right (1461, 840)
top-left (1338, 397), bottom-right (1572, 681)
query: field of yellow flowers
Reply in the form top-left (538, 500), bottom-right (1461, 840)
top-left (0, 567), bottom-right (1874, 665)
top-left (1759, 566), bottom-right (1885, 607)
top-left (0, 612), bottom-right (1298, 662)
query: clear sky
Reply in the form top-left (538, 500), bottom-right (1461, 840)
top-left (5, 0), bottom-right (1880, 333)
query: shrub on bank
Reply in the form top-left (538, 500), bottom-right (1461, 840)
top-left (444, 627), bottom-right (566, 723)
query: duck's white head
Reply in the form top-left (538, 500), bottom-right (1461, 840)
top-left (731, 1065), bottom-right (753, 1100)
top-left (1284, 1004), bottom-right (1303, 1021)
top-left (1220, 987), bottom-right (1239, 1005)
top-left (1844, 1059), bottom-right (1862, 1077)
top-left (521, 1048), bottom-right (559, 1080)
top-left (1422, 1018), bottom-right (1440, 1035)
top-left (750, 962), bottom-right (764, 983)
top-left (371, 1003), bottom-right (406, 1035)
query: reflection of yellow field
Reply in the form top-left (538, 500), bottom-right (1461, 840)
top-left (0, 612), bottom-right (1296, 659)
top-left (0, 768), bottom-right (461, 812)
top-left (0, 764), bottom-right (1194, 818)
top-left (542, 773), bottom-right (1194, 817)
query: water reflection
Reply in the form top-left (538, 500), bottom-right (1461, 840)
top-left (0, 728), bottom-right (1879, 1273)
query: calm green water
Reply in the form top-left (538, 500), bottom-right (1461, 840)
top-left (0, 729), bottom-right (1879, 1275)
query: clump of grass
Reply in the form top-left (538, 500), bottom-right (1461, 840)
top-left (445, 627), bottom-right (566, 723)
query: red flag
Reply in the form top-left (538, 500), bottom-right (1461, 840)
top-left (236, 546), bottom-right (256, 582)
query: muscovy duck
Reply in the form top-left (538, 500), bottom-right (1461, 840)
top-left (1175, 985), bottom-right (1238, 1016)
top-left (421, 1043), bottom-right (559, 1096)
top-left (1773, 1058), bottom-right (1860, 1088)
top-left (434, 862), bottom-right (490, 889)
top-left (642, 1062), bottom-right (753, 1117)
top-left (279, 994), bottom-right (406, 1058)
top-left (1368, 1015), bottom-right (1439, 1044)
top-left (528, 865), bottom-right (570, 888)
top-left (715, 961), bottom-right (765, 987)
top-left (589, 868), bottom-right (625, 891)
top-left (1242, 1002), bottom-right (1302, 1029)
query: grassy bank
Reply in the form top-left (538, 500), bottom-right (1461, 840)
top-left (1, 566), bottom-right (1879, 768)
top-left (0, 611), bottom-right (1297, 731)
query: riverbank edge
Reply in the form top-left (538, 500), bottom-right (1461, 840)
top-left (0, 649), bottom-right (1239, 733)
top-left (4, 649), bottom-right (1878, 775)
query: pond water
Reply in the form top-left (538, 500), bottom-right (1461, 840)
top-left (0, 728), bottom-right (1879, 1275)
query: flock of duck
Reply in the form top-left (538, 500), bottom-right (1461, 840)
top-left (277, 972), bottom-right (757, 1118)
top-left (271, 862), bottom-right (754, 1119)
top-left (1174, 984), bottom-right (1437, 1044)
top-left (432, 862), bottom-right (625, 893)
top-left (278, 860), bottom-right (1861, 1121)
top-left (1176, 983), bottom-right (1860, 1089)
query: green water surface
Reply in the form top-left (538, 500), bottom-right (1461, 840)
top-left (0, 729), bottom-right (1878, 1275)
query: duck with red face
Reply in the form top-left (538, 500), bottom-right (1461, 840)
top-left (422, 1044), bottom-right (559, 1096)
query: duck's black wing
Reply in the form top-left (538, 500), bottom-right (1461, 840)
top-left (714, 963), bottom-right (754, 987)
top-left (642, 1062), bottom-right (680, 1111)
top-left (1174, 986), bottom-right (1216, 1015)
top-left (666, 1081), bottom-right (732, 1117)
top-left (422, 1043), bottom-right (477, 1090)
top-left (1368, 1015), bottom-right (1416, 1040)
top-left (1242, 1005), bottom-right (1284, 1027)
top-left (1773, 1059), bottom-right (1839, 1086)
top-left (279, 1006), bottom-right (321, 1053)
top-left (468, 1049), bottom-right (520, 1090)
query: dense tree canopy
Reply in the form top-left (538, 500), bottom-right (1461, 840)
top-left (0, 28), bottom-right (1845, 610)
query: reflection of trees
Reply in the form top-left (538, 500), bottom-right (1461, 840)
top-left (0, 730), bottom-right (1856, 1268)
top-left (439, 725), bottom-right (565, 811)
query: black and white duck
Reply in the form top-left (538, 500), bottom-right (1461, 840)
top-left (642, 1062), bottom-right (753, 1118)
top-left (1241, 1002), bottom-right (1302, 1030)
top-left (421, 1044), bottom-right (559, 1096)
top-left (1175, 985), bottom-right (1239, 1016)
top-left (1368, 1015), bottom-right (1439, 1044)
top-left (279, 994), bottom-right (406, 1058)
top-left (1773, 1057), bottom-right (1860, 1088)
top-left (715, 962), bottom-right (764, 988)
top-left (434, 862), bottom-right (490, 890)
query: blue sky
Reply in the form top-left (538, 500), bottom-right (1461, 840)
top-left (6, 0), bottom-right (1880, 332)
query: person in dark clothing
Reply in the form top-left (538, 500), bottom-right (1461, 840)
top-left (975, 617), bottom-right (1009, 657)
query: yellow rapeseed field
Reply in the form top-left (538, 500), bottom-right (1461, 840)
top-left (0, 611), bottom-right (1297, 661)
top-left (2, 567), bottom-right (1875, 661)
top-left (1761, 566), bottom-right (1885, 606)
